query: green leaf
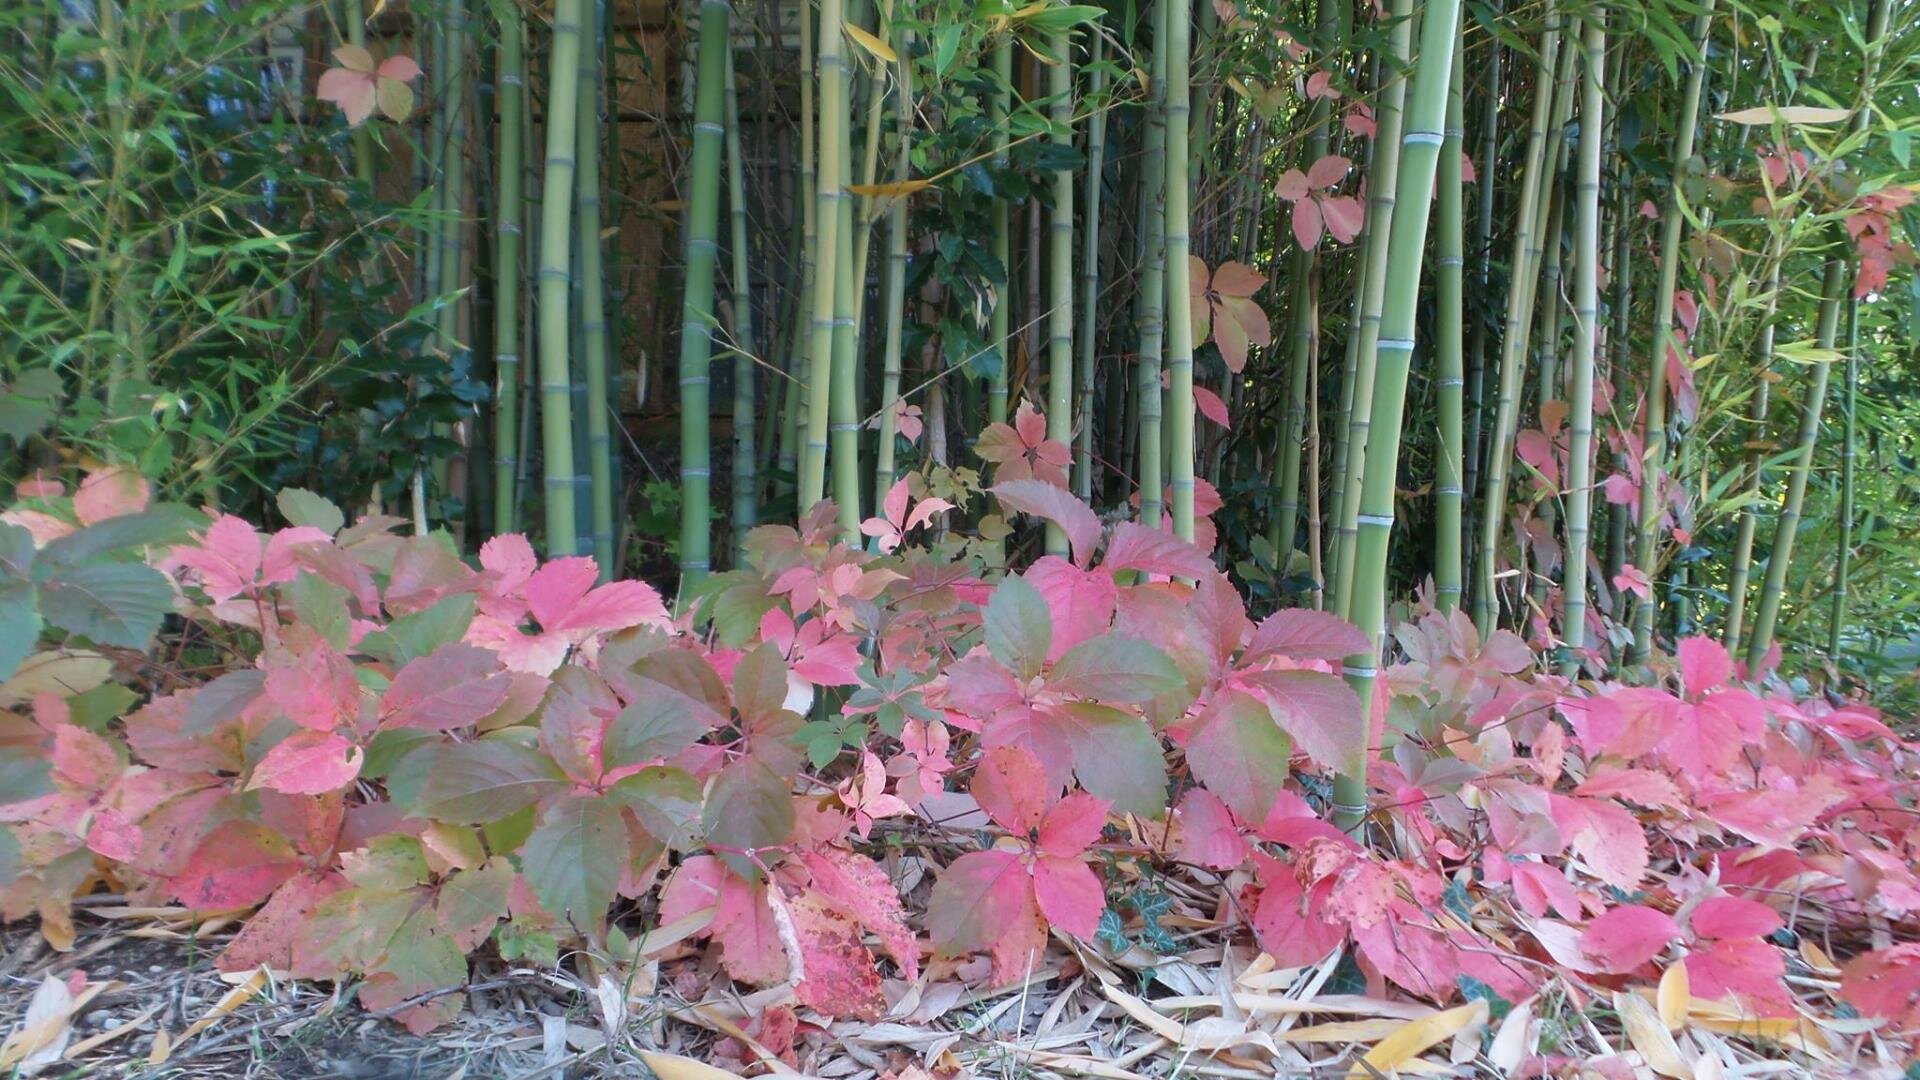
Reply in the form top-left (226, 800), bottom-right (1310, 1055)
top-left (1016, 4), bottom-right (1106, 32)
top-left (702, 758), bottom-right (794, 881)
top-left (603, 691), bottom-right (710, 770)
top-left (985, 574), bottom-right (1051, 680)
top-left (730, 642), bottom-right (789, 723)
top-left (1048, 634), bottom-right (1183, 703)
top-left (0, 746), bottom-right (54, 806)
top-left (520, 796), bottom-right (625, 933)
top-left (38, 562), bottom-right (173, 648)
top-left (412, 739), bottom-right (567, 823)
top-left (359, 594), bottom-right (476, 666)
top-left (276, 488), bottom-right (345, 534)
top-left (37, 506), bottom-right (205, 571)
top-left (0, 523), bottom-right (38, 681)
top-left (608, 766), bottom-right (704, 850)
top-left (289, 573), bottom-right (352, 650)
top-left (1057, 703), bottom-right (1168, 817)
top-left (1185, 691), bottom-right (1293, 821)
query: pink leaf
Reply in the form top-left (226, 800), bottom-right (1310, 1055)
top-left (1550, 794), bottom-right (1648, 892)
top-left (1319, 195), bottom-right (1365, 243)
top-left (1194, 384), bottom-right (1232, 427)
top-left (549, 578), bottom-right (669, 634)
top-left (788, 890), bottom-right (887, 1019)
top-left (315, 68), bottom-right (376, 126)
top-left (1687, 937), bottom-right (1792, 1015)
top-left (799, 848), bottom-right (920, 979)
top-left (993, 480), bottom-right (1103, 568)
top-left (1579, 904), bottom-right (1680, 973)
top-left (1510, 860), bottom-right (1583, 921)
top-left (1210, 261), bottom-right (1266, 298)
top-left (1677, 635), bottom-right (1733, 697)
top-left (1690, 896), bottom-right (1783, 940)
top-left (1246, 607), bottom-right (1370, 661)
top-left (73, 466), bottom-right (149, 525)
top-left (248, 731), bottom-right (364, 795)
top-left (1176, 789), bottom-right (1249, 870)
top-left (1032, 854), bottom-right (1104, 936)
top-left (376, 54), bottom-right (421, 81)
top-left (926, 850), bottom-right (1046, 982)
top-left (1101, 522), bottom-right (1215, 580)
top-left (524, 557), bottom-right (598, 628)
top-left (1252, 857), bottom-right (1346, 965)
top-left (1612, 564), bottom-right (1651, 599)
top-left (169, 820), bottom-right (302, 908)
top-left (1235, 668), bottom-right (1365, 779)
top-left (380, 644), bottom-right (512, 731)
top-left (1304, 70), bottom-right (1338, 100)
top-left (1306, 153), bottom-right (1352, 189)
top-left (1290, 198), bottom-right (1324, 248)
top-left (973, 745), bottom-right (1050, 834)
top-left (1274, 168), bottom-right (1311, 202)
top-left (85, 809), bottom-right (143, 862)
top-left (1037, 791), bottom-right (1108, 857)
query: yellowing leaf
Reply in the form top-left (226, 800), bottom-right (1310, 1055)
top-left (1616, 991), bottom-right (1693, 1079)
top-left (1278, 1018), bottom-right (1406, 1042)
top-left (0, 650), bottom-right (112, 708)
top-left (846, 178), bottom-right (934, 197)
top-left (1715, 105), bottom-right (1851, 125)
top-left (1658, 963), bottom-right (1691, 1030)
top-left (844, 22), bottom-right (897, 62)
top-left (1349, 1001), bottom-right (1487, 1079)
top-left (331, 44), bottom-right (375, 74)
top-left (0, 975), bottom-right (76, 1071)
top-left (637, 1051), bottom-right (742, 1080)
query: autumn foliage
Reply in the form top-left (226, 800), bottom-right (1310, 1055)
top-left (4, 463), bottom-right (1920, 1062)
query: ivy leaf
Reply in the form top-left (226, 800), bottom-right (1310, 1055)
top-left (520, 795), bottom-right (625, 934)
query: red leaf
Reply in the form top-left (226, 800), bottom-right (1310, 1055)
top-left (799, 848), bottom-right (920, 979)
top-left (1251, 856), bottom-right (1346, 965)
top-left (1101, 522), bottom-right (1215, 580)
top-left (1550, 794), bottom-right (1648, 891)
top-left (1689, 896), bottom-right (1783, 940)
top-left (1841, 944), bottom-right (1920, 1029)
top-left (1579, 904), bottom-right (1680, 973)
top-left (316, 67), bottom-right (376, 126)
top-left (1510, 860), bottom-right (1583, 921)
top-left (1037, 791), bottom-right (1108, 857)
top-left (1246, 607), bottom-right (1370, 661)
top-left (1025, 556), bottom-right (1117, 662)
top-left (993, 480), bottom-right (1103, 568)
top-left (1194, 384), bottom-right (1232, 427)
top-left (788, 889), bottom-right (887, 1019)
top-left (1319, 195), bottom-right (1365, 243)
top-left (926, 850), bottom-right (1046, 983)
top-left (1687, 937), bottom-right (1792, 1015)
top-left (380, 644), bottom-right (512, 731)
top-left (1676, 635), bottom-right (1733, 697)
top-left (170, 820), bottom-right (302, 908)
top-left (1289, 198), bottom-right (1324, 248)
top-left (1187, 691), bottom-right (1294, 821)
top-left (1032, 854), bottom-right (1104, 937)
top-left (973, 745), bottom-right (1050, 834)
top-left (1235, 668), bottom-right (1365, 778)
top-left (248, 731), bottom-right (363, 795)
top-left (1175, 789), bottom-right (1249, 870)
top-left (1304, 70), bottom-right (1338, 100)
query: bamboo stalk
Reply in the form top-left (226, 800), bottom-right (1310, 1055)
top-left (1472, 5), bottom-right (1561, 632)
top-left (799, 0), bottom-right (846, 514)
top-left (1044, 19), bottom-right (1075, 556)
top-left (576, 0), bottom-right (615, 573)
top-left (1335, 0), bottom-right (1463, 835)
top-left (491, 0), bottom-right (525, 537)
top-left (1074, 34), bottom-right (1106, 504)
top-left (989, 42), bottom-right (1013, 427)
top-left (677, 0), bottom-right (732, 585)
top-left (1559, 12), bottom-right (1604, 672)
top-left (1628, 0), bottom-right (1715, 664)
top-left (1828, 294), bottom-right (1860, 660)
top-left (725, 42), bottom-right (758, 555)
top-left (1136, 0), bottom-right (1168, 528)
top-left (535, 0), bottom-right (585, 556)
top-left (1163, 0), bottom-right (1196, 543)
top-left (1331, 0), bottom-right (1414, 621)
top-left (1433, 35), bottom-right (1466, 613)
top-left (873, 13), bottom-right (914, 507)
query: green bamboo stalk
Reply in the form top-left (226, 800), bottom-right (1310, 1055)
top-left (1433, 36), bottom-right (1466, 613)
top-left (1267, 0), bottom-right (1339, 565)
top-left (828, 58), bottom-right (861, 538)
top-left (1461, 0), bottom-right (1501, 520)
top-left (1332, 0), bottom-right (1414, 621)
top-left (799, 0), bottom-right (846, 514)
top-left (491, 0), bottom-right (525, 538)
top-left (989, 42), bottom-right (1013, 427)
top-left (781, 6), bottom-right (816, 509)
top-left (1745, 259), bottom-right (1846, 669)
top-left (1828, 294), bottom-right (1860, 660)
top-left (1472, 5), bottom-right (1561, 632)
top-left (1074, 34), bottom-right (1106, 504)
top-left (1559, 13), bottom-right (1604, 672)
top-left (1336, 0), bottom-right (1462, 836)
top-left (576, 0), bottom-right (615, 574)
top-left (1163, 0), bottom-right (1195, 543)
top-left (725, 42), bottom-right (758, 554)
top-left (342, 0), bottom-right (376, 190)
top-left (1135, 0), bottom-right (1168, 527)
top-left (1629, 0), bottom-right (1715, 665)
top-left (1722, 263), bottom-right (1780, 645)
top-left (535, 0), bottom-right (585, 556)
top-left (873, 15), bottom-right (913, 508)
top-left (677, 0), bottom-right (732, 585)
top-left (1044, 20), bottom-right (1076, 556)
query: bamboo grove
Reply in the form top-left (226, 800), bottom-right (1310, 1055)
top-left (6, 0), bottom-right (1920, 703)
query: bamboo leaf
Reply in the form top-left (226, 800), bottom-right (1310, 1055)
top-left (1714, 105), bottom-right (1850, 125)
top-left (844, 22), bottom-right (897, 62)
